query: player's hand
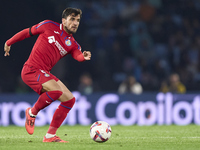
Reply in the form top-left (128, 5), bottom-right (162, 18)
top-left (83, 51), bottom-right (91, 60)
top-left (4, 42), bottom-right (11, 56)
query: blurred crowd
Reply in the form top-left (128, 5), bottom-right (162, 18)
top-left (65, 0), bottom-right (200, 93)
top-left (2, 0), bottom-right (200, 94)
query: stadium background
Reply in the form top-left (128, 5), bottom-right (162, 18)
top-left (1, 0), bottom-right (200, 93)
top-left (1, 0), bottom-right (200, 126)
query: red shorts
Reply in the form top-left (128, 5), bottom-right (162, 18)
top-left (21, 64), bottom-right (59, 95)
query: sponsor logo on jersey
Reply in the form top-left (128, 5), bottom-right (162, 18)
top-left (48, 36), bottom-right (68, 56)
top-left (65, 39), bottom-right (72, 46)
top-left (48, 36), bottom-right (55, 43)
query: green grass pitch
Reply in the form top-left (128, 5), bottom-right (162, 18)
top-left (0, 125), bottom-right (200, 150)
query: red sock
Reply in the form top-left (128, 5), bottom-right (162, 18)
top-left (47, 97), bottom-right (76, 134)
top-left (31, 91), bottom-right (63, 115)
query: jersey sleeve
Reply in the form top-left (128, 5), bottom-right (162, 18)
top-left (29, 20), bottom-right (50, 35)
top-left (6, 20), bottom-right (48, 46)
top-left (71, 48), bottom-right (85, 62)
top-left (6, 28), bottom-right (31, 46)
top-left (70, 40), bottom-right (85, 62)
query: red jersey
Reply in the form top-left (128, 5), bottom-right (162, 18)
top-left (6, 20), bottom-right (85, 71)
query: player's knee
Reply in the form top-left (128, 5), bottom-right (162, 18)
top-left (47, 90), bottom-right (63, 101)
top-left (59, 91), bottom-right (74, 102)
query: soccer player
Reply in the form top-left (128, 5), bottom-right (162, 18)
top-left (4, 8), bottom-right (91, 143)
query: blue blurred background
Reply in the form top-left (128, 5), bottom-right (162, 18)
top-left (1, 0), bottom-right (200, 94)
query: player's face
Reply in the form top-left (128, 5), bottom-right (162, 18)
top-left (62, 13), bottom-right (81, 34)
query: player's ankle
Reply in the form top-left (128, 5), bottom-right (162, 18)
top-left (29, 108), bottom-right (37, 118)
top-left (45, 133), bottom-right (56, 138)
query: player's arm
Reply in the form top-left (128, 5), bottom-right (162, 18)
top-left (4, 28), bottom-right (31, 56)
top-left (4, 20), bottom-right (47, 56)
top-left (71, 49), bottom-right (91, 62)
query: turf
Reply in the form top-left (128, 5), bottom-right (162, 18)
top-left (0, 125), bottom-right (200, 150)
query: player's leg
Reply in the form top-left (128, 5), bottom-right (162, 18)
top-left (31, 79), bottom-right (64, 116)
top-left (22, 65), bottom-right (73, 141)
top-left (25, 79), bottom-right (63, 135)
top-left (43, 80), bottom-right (75, 142)
top-left (42, 79), bottom-right (74, 102)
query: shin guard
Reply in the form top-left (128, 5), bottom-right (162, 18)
top-left (48, 97), bottom-right (75, 134)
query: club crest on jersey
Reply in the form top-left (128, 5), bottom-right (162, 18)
top-left (44, 73), bottom-right (50, 77)
top-left (65, 39), bottom-right (71, 46)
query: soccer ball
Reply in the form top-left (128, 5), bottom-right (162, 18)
top-left (90, 121), bottom-right (112, 143)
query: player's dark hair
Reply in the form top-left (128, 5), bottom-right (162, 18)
top-left (62, 7), bottom-right (82, 19)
